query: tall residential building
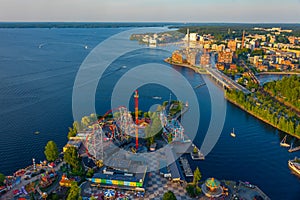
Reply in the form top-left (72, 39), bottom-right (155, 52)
top-left (218, 51), bottom-right (233, 64)
top-left (216, 44), bottom-right (226, 52)
top-left (216, 63), bottom-right (225, 70)
top-left (186, 51), bottom-right (197, 65)
top-left (200, 53), bottom-right (210, 66)
top-left (227, 40), bottom-right (237, 52)
top-left (172, 51), bottom-right (183, 63)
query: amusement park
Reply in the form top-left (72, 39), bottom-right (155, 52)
top-left (0, 90), bottom-right (270, 200)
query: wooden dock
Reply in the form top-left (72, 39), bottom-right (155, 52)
top-left (190, 145), bottom-right (205, 160)
top-left (179, 157), bottom-right (193, 177)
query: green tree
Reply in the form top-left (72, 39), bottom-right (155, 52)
top-left (68, 126), bottom-right (77, 139)
top-left (86, 168), bottom-right (94, 178)
top-left (193, 146), bottom-right (198, 154)
top-left (90, 113), bottom-right (97, 122)
top-left (162, 191), bottom-right (177, 200)
top-left (44, 141), bottom-right (59, 162)
top-left (145, 112), bottom-right (162, 138)
top-left (168, 133), bottom-right (173, 143)
top-left (67, 182), bottom-right (81, 200)
top-left (73, 121), bottom-right (81, 131)
top-left (296, 124), bottom-right (300, 136)
top-left (0, 173), bottom-right (5, 186)
top-left (48, 193), bottom-right (59, 200)
top-left (145, 125), bottom-right (151, 139)
top-left (193, 167), bottom-right (201, 186)
top-left (186, 184), bottom-right (196, 197)
top-left (81, 116), bottom-right (91, 128)
top-left (64, 146), bottom-right (82, 173)
top-left (195, 186), bottom-right (202, 196)
top-left (90, 196), bottom-right (97, 200)
top-left (147, 136), bottom-right (155, 147)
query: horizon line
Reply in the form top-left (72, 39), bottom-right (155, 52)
top-left (0, 21), bottom-right (300, 24)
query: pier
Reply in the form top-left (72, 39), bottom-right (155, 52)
top-left (179, 157), bottom-right (193, 177)
top-left (190, 145), bottom-right (205, 160)
top-left (237, 181), bottom-right (271, 200)
top-left (173, 105), bottom-right (189, 121)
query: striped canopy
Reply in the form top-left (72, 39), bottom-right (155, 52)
top-left (104, 189), bottom-right (115, 197)
top-left (205, 178), bottom-right (221, 190)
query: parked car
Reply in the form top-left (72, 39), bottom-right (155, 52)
top-left (24, 172), bottom-right (32, 180)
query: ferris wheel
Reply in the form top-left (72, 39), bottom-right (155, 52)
top-left (85, 124), bottom-right (104, 161)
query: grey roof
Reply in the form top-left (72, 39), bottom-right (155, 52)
top-left (165, 146), bottom-right (181, 179)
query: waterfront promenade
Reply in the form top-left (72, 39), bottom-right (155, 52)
top-left (165, 58), bottom-right (250, 94)
top-left (257, 71), bottom-right (300, 75)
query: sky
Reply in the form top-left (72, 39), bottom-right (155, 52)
top-left (0, 0), bottom-right (299, 23)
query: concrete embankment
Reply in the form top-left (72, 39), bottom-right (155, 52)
top-left (164, 58), bottom-right (208, 74)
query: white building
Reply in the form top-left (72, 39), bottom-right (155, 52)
top-left (183, 33), bottom-right (199, 42)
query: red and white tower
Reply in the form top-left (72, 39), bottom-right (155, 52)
top-left (134, 90), bottom-right (139, 150)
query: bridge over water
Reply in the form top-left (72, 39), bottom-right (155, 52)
top-left (206, 67), bottom-right (251, 95)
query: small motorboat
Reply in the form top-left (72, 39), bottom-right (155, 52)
top-left (230, 128), bottom-right (236, 138)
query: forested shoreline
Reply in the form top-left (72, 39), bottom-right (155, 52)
top-left (225, 75), bottom-right (300, 138)
top-left (264, 75), bottom-right (300, 111)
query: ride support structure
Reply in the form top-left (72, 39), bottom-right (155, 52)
top-left (134, 90), bottom-right (139, 150)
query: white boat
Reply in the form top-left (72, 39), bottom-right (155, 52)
top-left (280, 135), bottom-right (290, 148)
top-left (288, 143), bottom-right (300, 153)
top-left (148, 38), bottom-right (157, 47)
top-left (288, 157), bottom-right (300, 176)
top-left (230, 128), bottom-right (236, 138)
top-left (152, 96), bottom-right (162, 100)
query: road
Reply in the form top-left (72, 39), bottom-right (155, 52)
top-left (1, 162), bottom-right (65, 200)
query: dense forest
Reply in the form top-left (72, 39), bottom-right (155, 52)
top-left (264, 75), bottom-right (300, 110)
top-left (225, 89), bottom-right (300, 138)
top-left (173, 24), bottom-right (300, 40)
top-left (1, 23), bottom-right (300, 37)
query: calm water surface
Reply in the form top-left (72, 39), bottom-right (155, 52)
top-left (0, 28), bottom-right (299, 199)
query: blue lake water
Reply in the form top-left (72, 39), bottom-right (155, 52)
top-left (0, 28), bottom-right (299, 199)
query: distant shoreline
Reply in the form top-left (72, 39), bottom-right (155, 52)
top-left (0, 22), bottom-right (178, 29)
top-left (0, 22), bottom-right (300, 29)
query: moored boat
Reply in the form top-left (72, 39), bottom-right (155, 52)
top-left (280, 135), bottom-right (290, 148)
top-left (288, 157), bottom-right (300, 176)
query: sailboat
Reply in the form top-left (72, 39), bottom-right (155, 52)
top-left (280, 135), bottom-right (290, 148)
top-left (230, 128), bottom-right (236, 138)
